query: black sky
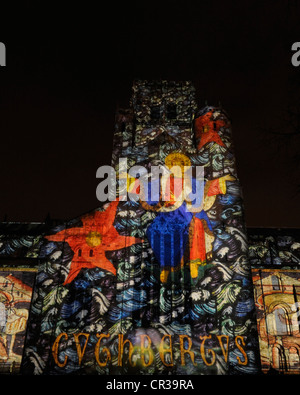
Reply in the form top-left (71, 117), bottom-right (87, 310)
top-left (0, 1), bottom-right (300, 227)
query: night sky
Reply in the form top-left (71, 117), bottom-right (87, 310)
top-left (0, 1), bottom-right (300, 228)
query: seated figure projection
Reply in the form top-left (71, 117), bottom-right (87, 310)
top-left (128, 152), bottom-right (234, 282)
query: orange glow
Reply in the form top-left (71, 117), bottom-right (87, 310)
top-left (45, 200), bottom-right (143, 285)
top-left (194, 110), bottom-right (226, 149)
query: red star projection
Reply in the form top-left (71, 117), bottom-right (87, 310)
top-left (45, 200), bottom-right (143, 285)
top-left (194, 110), bottom-right (226, 149)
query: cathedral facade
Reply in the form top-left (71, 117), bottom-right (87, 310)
top-left (0, 81), bottom-right (299, 375)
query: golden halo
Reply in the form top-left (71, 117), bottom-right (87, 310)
top-left (165, 152), bottom-right (191, 172)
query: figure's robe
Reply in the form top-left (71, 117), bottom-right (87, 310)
top-left (144, 177), bottom-right (226, 277)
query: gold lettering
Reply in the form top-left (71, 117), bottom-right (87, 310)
top-left (118, 334), bottom-right (135, 367)
top-left (216, 335), bottom-right (229, 363)
top-left (95, 333), bottom-right (111, 367)
top-left (235, 336), bottom-right (248, 366)
top-left (199, 335), bottom-right (216, 366)
top-left (73, 332), bottom-right (90, 366)
top-left (52, 332), bottom-right (68, 368)
top-left (179, 335), bottom-right (197, 366)
top-left (159, 334), bottom-right (174, 367)
top-left (140, 334), bottom-right (154, 367)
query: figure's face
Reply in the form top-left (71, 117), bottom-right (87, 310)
top-left (169, 159), bottom-right (185, 176)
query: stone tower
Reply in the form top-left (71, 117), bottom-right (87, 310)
top-left (22, 80), bottom-right (260, 375)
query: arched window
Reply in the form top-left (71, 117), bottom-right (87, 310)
top-left (78, 249), bottom-right (82, 257)
top-left (271, 275), bottom-right (280, 291)
top-left (166, 103), bottom-right (177, 119)
top-left (289, 346), bottom-right (300, 372)
top-left (150, 105), bottom-right (161, 120)
top-left (274, 306), bottom-right (290, 335)
top-left (272, 344), bottom-right (288, 372)
top-left (89, 250), bottom-right (94, 257)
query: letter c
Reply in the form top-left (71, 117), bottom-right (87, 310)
top-left (52, 332), bottom-right (68, 367)
top-left (150, 380), bottom-right (158, 390)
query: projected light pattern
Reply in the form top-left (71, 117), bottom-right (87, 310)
top-left (13, 81), bottom-right (260, 374)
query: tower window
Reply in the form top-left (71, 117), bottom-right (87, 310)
top-left (78, 249), bottom-right (82, 257)
top-left (271, 275), bottom-right (280, 291)
top-left (166, 103), bottom-right (177, 119)
top-left (89, 250), bottom-right (94, 257)
top-left (274, 307), bottom-right (290, 335)
top-left (150, 105), bottom-right (161, 120)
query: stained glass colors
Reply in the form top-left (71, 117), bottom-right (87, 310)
top-left (194, 109), bottom-right (226, 150)
top-left (0, 269), bottom-right (36, 374)
top-left (45, 200), bottom-right (143, 285)
top-left (20, 80), bottom-right (260, 375)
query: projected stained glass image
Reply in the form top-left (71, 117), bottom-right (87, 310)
top-left (0, 269), bottom-right (36, 373)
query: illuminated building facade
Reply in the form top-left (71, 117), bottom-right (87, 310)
top-left (249, 228), bottom-right (300, 374)
top-left (0, 81), bottom-right (299, 375)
